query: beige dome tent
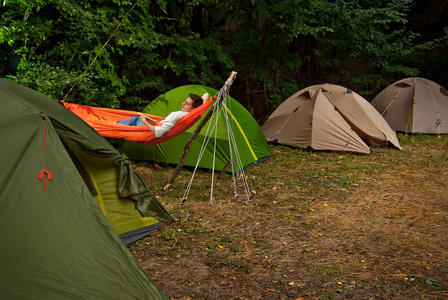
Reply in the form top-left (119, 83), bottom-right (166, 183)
top-left (371, 77), bottom-right (448, 135)
top-left (261, 84), bottom-right (401, 153)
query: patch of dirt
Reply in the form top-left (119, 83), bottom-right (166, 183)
top-left (129, 134), bottom-right (448, 299)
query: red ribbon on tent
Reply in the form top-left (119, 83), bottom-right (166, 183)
top-left (38, 114), bottom-right (53, 191)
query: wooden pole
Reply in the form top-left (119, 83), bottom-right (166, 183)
top-left (217, 160), bottom-right (232, 180)
top-left (163, 71), bottom-right (238, 190)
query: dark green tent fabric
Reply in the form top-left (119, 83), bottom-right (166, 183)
top-left (0, 79), bottom-right (173, 245)
top-left (0, 79), bottom-right (169, 299)
top-left (120, 85), bottom-right (271, 172)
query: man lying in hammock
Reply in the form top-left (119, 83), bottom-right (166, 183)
top-left (103, 93), bottom-right (204, 138)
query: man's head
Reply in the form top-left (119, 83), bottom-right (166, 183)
top-left (182, 93), bottom-right (203, 112)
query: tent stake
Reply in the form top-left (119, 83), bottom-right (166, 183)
top-left (163, 71), bottom-right (238, 190)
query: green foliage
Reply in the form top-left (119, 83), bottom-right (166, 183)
top-left (0, 0), bottom-right (445, 116)
top-left (201, 0), bottom-right (435, 112)
top-left (0, 0), bottom-right (232, 109)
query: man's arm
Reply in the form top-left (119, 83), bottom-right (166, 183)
top-left (153, 111), bottom-right (189, 138)
top-left (139, 115), bottom-right (156, 133)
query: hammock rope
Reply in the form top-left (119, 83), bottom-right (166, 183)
top-left (181, 96), bottom-right (221, 206)
top-left (180, 88), bottom-right (252, 207)
top-left (63, 0), bottom-right (142, 101)
top-left (221, 94), bottom-right (251, 200)
top-left (180, 107), bottom-right (220, 206)
top-left (163, 71), bottom-right (238, 190)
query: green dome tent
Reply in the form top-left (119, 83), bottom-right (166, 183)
top-left (0, 79), bottom-right (169, 298)
top-left (120, 85), bottom-right (271, 172)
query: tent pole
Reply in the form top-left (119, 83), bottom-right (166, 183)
top-left (163, 71), bottom-right (238, 190)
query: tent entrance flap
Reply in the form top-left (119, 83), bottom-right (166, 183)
top-left (61, 137), bottom-right (164, 238)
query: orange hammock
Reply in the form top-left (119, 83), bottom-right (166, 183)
top-left (62, 99), bottom-right (213, 145)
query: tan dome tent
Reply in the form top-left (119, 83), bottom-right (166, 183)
top-left (261, 84), bottom-right (401, 153)
top-left (371, 77), bottom-right (448, 135)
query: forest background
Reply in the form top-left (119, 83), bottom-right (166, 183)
top-left (0, 0), bottom-right (447, 123)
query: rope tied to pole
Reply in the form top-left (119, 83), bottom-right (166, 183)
top-left (225, 79), bottom-right (234, 86)
top-left (163, 71), bottom-right (238, 191)
top-left (176, 71), bottom-right (254, 207)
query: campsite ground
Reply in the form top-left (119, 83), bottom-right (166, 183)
top-left (129, 134), bottom-right (448, 300)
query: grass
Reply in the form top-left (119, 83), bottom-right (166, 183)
top-left (129, 133), bottom-right (448, 299)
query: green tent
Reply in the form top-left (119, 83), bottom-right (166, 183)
top-left (0, 79), bottom-right (169, 298)
top-left (120, 85), bottom-right (271, 172)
